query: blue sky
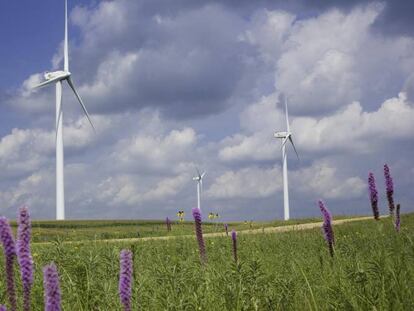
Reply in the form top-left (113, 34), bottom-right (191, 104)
top-left (0, 0), bottom-right (413, 221)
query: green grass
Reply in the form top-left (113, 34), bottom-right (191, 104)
top-left (8, 214), bottom-right (364, 243)
top-left (1, 213), bottom-right (413, 310)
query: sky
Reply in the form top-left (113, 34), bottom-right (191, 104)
top-left (0, 0), bottom-right (413, 221)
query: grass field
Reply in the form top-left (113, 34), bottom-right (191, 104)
top-left (1, 213), bottom-right (413, 310)
top-left (7, 215), bottom-right (364, 243)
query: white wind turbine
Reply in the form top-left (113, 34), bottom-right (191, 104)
top-left (274, 96), bottom-right (299, 221)
top-left (33, 0), bottom-right (94, 220)
top-left (192, 168), bottom-right (206, 211)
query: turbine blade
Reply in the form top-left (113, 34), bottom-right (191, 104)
top-left (64, 0), bottom-right (69, 71)
top-left (33, 76), bottom-right (62, 89)
top-left (201, 171), bottom-right (206, 178)
top-left (289, 136), bottom-right (299, 160)
top-left (200, 179), bottom-right (203, 193)
top-left (285, 95), bottom-right (290, 133)
top-left (66, 77), bottom-right (95, 132)
top-left (281, 136), bottom-right (288, 149)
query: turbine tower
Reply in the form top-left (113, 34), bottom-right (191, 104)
top-left (33, 0), bottom-right (94, 220)
top-left (274, 96), bottom-right (299, 221)
top-left (192, 168), bottom-right (206, 211)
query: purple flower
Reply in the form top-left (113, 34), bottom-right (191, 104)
top-left (119, 249), bottom-right (133, 311)
top-left (192, 208), bottom-right (207, 264)
top-left (395, 204), bottom-right (401, 232)
top-left (384, 164), bottom-right (395, 215)
top-left (0, 305), bottom-right (7, 311)
top-left (318, 200), bottom-right (335, 257)
top-left (231, 230), bottom-right (237, 263)
top-left (0, 217), bottom-right (17, 311)
top-left (368, 172), bottom-right (379, 220)
top-left (224, 224), bottom-right (228, 236)
top-left (43, 263), bottom-right (61, 311)
top-left (17, 206), bottom-right (34, 311)
top-left (165, 217), bottom-right (171, 232)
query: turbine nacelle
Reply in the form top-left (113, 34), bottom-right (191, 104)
top-left (44, 70), bottom-right (71, 81)
top-left (274, 131), bottom-right (291, 139)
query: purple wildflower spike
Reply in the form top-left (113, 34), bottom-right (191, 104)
top-left (0, 305), bottom-right (7, 311)
top-left (395, 204), bottom-right (401, 232)
top-left (119, 249), bottom-right (133, 311)
top-left (17, 206), bottom-right (34, 311)
top-left (318, 200), bottom-right (335, 257)
top-left (0, 217), bottom-right (17, 311)
top-left (231, 230), bottom-right (238, 263)
top-left (384, 164), bottom-right (395, 216)
top-left (43, 263), bottom-right (61, 311)
top-left (368, 172), bottom-right (379, 220)
top-left (192, 208), bottom-right (207, 264)
top-left (224, 223), bottom-right (228, 236)
top-left (166, 217), bottom-right (171, 232)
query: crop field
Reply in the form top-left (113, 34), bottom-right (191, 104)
top-left (0, 212), bottom-right (413, 310)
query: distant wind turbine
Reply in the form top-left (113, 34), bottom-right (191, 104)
top-left (192, 168), bottom-right (206, 211)
top-left (33, 0), bottom-right (94, 220)
top-left (274, 96), bottom-right (299, 221)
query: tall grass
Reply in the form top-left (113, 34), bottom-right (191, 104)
top-left (1, 213), bottom-right (412, 310)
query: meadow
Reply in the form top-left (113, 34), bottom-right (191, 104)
top-left (1, 213), bottom-right (413, 310)
top-left (7, 215), bottom-right (362, 243)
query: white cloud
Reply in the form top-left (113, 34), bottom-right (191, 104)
top-left (206, 166), bottom-right (282, 199)
top-left (244, 4), bottom-right (414, 115)
top-left (0, 128), bottom-right (53, 177)
top-left (0, 171), bottom-right (54, 215)
top-left (292, 161), bottom-right (366, 199)
top-left (2, 2), bottom-right (414, 220)
top-left (218, 93), bottom-right (284, 162)
top-left (242, 10), bottom-right (295, 64)
top-left (219, 92), bottom-right (414, 164)
top-left (294, 92), bottom-right (414, 153)
top-left (110, 127), bottom-right (197, 174)
top-left (95, 173), bottom-right (190, 206)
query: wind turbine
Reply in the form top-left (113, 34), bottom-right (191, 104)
top-left (274, 96), bottom-right (299, 221)
top-left (192, 168), bottom-right (206, 211)
top-left (33, 0), bottom-right (94, 220)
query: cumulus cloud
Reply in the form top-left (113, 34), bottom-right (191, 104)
top-left (245, 4), bottom-right (414, 114)
top-left (219, 91), bottom-right (414, 165)
top-left (95, 173), bottom-right (190, 206)
top-left (0, 170), bottom-right (55, 217)
top-left (1, 1), bottom-right (414, 220)
top-left (294, 92), bottom-right (414, 153)
top-left (206, 166), bottom-right (282, 199)
top-left (292, 161), bottom-right (366, 200)
top-left (109, 127), bottom-right (197, 174)
top-left (218, 93), bottom-right (283, 162)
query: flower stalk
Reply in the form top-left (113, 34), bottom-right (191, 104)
top-left (384, 164), bottom-right (395, 216)
top-left (368, 172), bottom-right (379, 220)
top-left (43, 263), bottom-right (61, 311)
top-left (192, 208), bottom-right (207, 264)
top-left (17, 206), bottom-right (34, 311)
top-left (119, 249), bottom-right (133, 311)
top-left (165, 217), bottom-right (172, 232)
top-left (318, 200), bottom-right (335, 257)
top-left (0, 217), bottom-right (17, 311)
top-left (395, 203), bottom-right (401, 232)
top-left (231, 230), bottom-right (237, 263)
